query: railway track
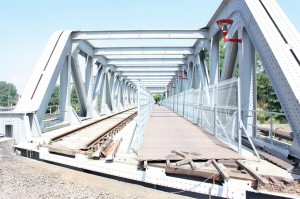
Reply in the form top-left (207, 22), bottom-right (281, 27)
top-left (241, 137), bottom-right (296, 172)
top-left (42, 108), bottom-right (137, 156)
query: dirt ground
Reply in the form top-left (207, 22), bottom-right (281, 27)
top-left (259, 179), bottom-right (300, 196)
top-left (2, 147), bottom-right (300, 199)
top-left (0, 148), bottom-right (190, 199)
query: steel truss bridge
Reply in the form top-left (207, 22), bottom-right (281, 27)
top-left (1, 0), bottom-right (300, 198)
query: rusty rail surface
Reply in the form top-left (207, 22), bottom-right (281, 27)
top-left (43, 108), bottom-right (137, 156)
top-left (49, 108), bottom-right (137, 143)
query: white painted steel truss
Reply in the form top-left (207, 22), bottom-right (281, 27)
top-left (0, 0), bottom-right (299, 170)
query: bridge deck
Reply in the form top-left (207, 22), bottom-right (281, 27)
top-left (138, 105), bottom-right (243, 161)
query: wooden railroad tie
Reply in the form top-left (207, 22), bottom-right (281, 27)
top-left (176, 158), bottom-right (193, 166)
top-left (205, 160), bottom-right (212, 166)
top-left (144, 160), bottom-right (148, 169)
top-left (269, 176), bottom-right (281, 185)
top-left (171, 150), bottom-right (187, 158)
top-left (218, 159), bottom-right (239, 169)
top-left (212, 160), bottom-right (230, 182)
top-left (166, 159), bottom-right (171, 167)
top-left (164, 165), bottom-right (257, 187)
top-left (189, 161), bottom-right (197, 170)
top-left (236, 160), bottom-right (269, 187)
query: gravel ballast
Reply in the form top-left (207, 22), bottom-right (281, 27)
top-left (0, 148), bottom-right (188, 199)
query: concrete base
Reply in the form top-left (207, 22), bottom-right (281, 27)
top-left (0, 137), bottom-right (15, 153)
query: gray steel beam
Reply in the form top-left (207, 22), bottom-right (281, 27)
top-left (72, 30), bottom-right (207, 40)
top-left (94, 47), bottom-right (194, 55)
top-left (125, 76), bottom-right (173, 79)
top-left (120, 71), bottom-right (176, 76)
top-left (15, 31), bottom-right (73, 115)
top-left (209, 33), bottom-right (220, 85)
top-left (240, 28), bottom-right (255, 136)
top-left (71, 52), bottom-right (88, 117)
top-left (76, 40), bottom-right (94, 57)
top-left (105, 55), bottom-right (184, 59)
top-left (59, 56), bottom-right (72, 122)
top-left (106, 58), bottom-right (186, 66)
top-left (220, 34), bottom-right (238, 81)
top-left (131, 80), bottom-right (170, 83)
top-left (115, 66), bottom-right (179, 72)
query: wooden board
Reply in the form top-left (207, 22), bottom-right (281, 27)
top-left (138, 106), bottom-right (243, 161)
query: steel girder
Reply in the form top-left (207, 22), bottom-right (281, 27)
top-left (203, 0), bottom-right (300, 159)
top-left (94, 47), bottom-right (194, 55)
top-left (106, 58), bottom-right (186, 66)
top-left (72, 30), bottom-right (207, 40)
top-left (10, 32), bottom-right (137, 142)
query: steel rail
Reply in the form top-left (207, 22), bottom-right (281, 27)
top-left (49, 108), bottom-right (137, 143)
top-left (85, 111), bottom-right (137, 149)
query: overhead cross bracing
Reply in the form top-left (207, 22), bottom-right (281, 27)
top-left (71, 30), bottom-right (207, 40)
top-left (47, 31), bottom-right (206, 97)
top-left (94, 47), bottom-right (195, 55)
top-left (10, 28), bottom-right (206, 143)
top-left (68, 30), bottom-right (205, 96)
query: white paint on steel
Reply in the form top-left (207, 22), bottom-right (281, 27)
top-left (72, 30), bottom-right (207, 40)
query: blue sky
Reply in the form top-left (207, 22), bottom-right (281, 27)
top-left (0, 0), bottom-right (299, 94)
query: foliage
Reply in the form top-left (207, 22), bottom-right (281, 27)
top-left (47, 85), bottom-right (59, 113)
top-left (153, 94), bottom-right (163, 104)
top-left (0, 81), bottom-right (18, 107)
top-left (204, 40), bottom-right (225, 76)
top-left (71, 87), bottom-right (80, 110)
top-left (205, 51), bottom-right (210, 74)
top-left (257, 71), bottom-right (282, 112)
top-left (48, 86), bottom-right (60, 106)
top-left (257, 70), bottom-right (284, 121)
top-left (47, 85), bottom-right (80, 112)
top-left (257, 112), bottom-right (270, 124)
top-left (219, 39), bottom-right (226, 71)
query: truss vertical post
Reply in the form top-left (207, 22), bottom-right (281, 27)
top-left (199, 51), bottom-right (209, 88)
top-left (193, 54), bottom-right (201, 90)
top-left (104, 72), bottom-right (113, 112)
top-left (71, 51), bottom-right (88, 117)
top-left (85, 56), bottom-right (98, 117)
top-left (210, 34), bottom-right (220, 85)
top-left (240, 28), bottom-right (255, 136)
top-left (60, 55), bottom-right (71, 122)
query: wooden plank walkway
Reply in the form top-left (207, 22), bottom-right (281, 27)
top-left (138, 105), bottom-right (243, 161)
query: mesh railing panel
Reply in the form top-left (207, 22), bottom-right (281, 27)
top-left (163, 78), bottom-right (239, 151)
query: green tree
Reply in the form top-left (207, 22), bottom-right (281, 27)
top-left (153, 94), bottom-right (163, 104)
top-left (219, 39), bottom-right (226, 71)
top-left (47, 86), bottom-right (80, 111)
top-left (48, 86), bottom-right (60, 106)
top-left (0, 81), bottom-right (18, 107)
top-left (257, 71), bottom-right (282, 113)
top-left (47, 85), bottom-right (59, 113)
top-left (204, 39), bottom-right (225, 75)
top-left (71, 87), bottom-right (79, 110)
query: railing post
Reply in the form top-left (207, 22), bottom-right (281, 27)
top-left (197, 87), bottom-right (201, 125)
top-left (137, 80), bottom-right (141, 150)
top-left (237, 77), bottom-right (242, 154)
top-left (201, 88), bottom-right (204, 127)
top-left (270, 112), bottom-right (273, 146)
top-left (214, 84), bottom-right (217, 136)
top-left (253, 110), bottom-right (257, 138)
